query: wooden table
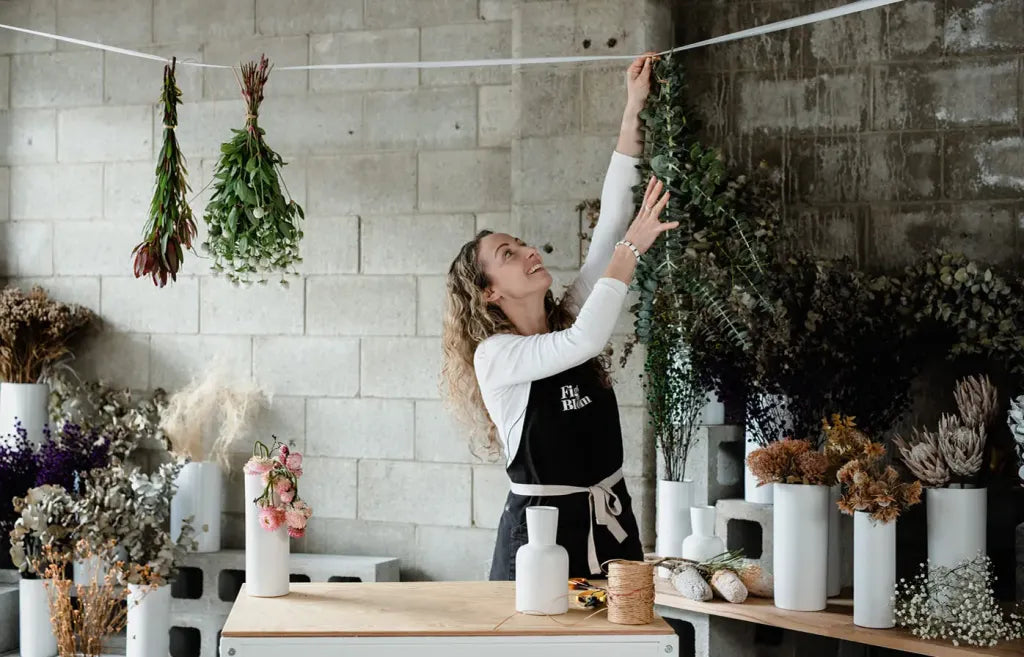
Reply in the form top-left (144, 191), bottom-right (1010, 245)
top-left (220, 581), bottom-right (679, 656)
top-left (654, 578), bottom-right (1024, 657)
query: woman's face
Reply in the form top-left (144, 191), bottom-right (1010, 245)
top-left (477, 232), bottom-right (552, 304)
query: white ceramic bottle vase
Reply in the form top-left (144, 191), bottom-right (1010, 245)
top-left (515, 506), bottom-right (569, 615)
top-left (681, 505), bottom-right (726, 562)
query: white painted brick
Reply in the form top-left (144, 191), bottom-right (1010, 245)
top-left (11, 164), bottom-right (101, 219)
top-left (103, 161), bottom-right (153, 220)
top-left (472, 465), bottom-right (508, 529)
top-left (105, 45), bottom-right (203, 105)
top-left (55, 0), bottom-right (151, 47)
top-left (519, 68), bottom-right (580, 138)
top-left (248, 396), bottom-right (306, 454)
top-left (0, 0), bottom-right (56, 54)
top-left (303, 517), bottom-right (415, 569)
top-left (204, 36), bottom-right (309, 100)
top-left (413, 400), bottom-right (475, 464)
top-left (307, 276), bottom-right (416, 336)
top-left (0, 168), bottom-right (8, 220)
top-left (516, 136), bottom-right (615, 203)
top-left (421, 22), bottom-right (512, 86)
top-left (475, 211), bottom-right (517, 235)
top-left (412, 525), bottom-right (495, 581)
top-left (296, 216), bottom-right (359, 275)
top-left (478, 85), bottom-right (515, 148)
top-left (361, 214), bottom-right (475, 275)
top-left (0, 57), bottom-right (9, 108)
top-left (307, 152), bottom-right (416, 216)
top-left (364, 87), bottom-right (476, 149)
top-left (200, 277), bottom-right (304, 335)
top-left (419, 149), bottom-right (511, 212)
top-left (101, 277), bottom-right (199, 334)
top-left (149, 335), bottom-right (252, 391)
top-left (582, 65), bottom-right (626, 134)
top-left (154, 0), bottom-right (256, 43)
top-left (610, 336), bottom-right (645, 406)
top-left (0, 109), bottom-right (56, 164)
top-left (254, 336), bottom-right (359, 396)
top-left (310, 30), bottom-right (419, 93)
top-left (0, 222), bottom-right (50, 276)
top-left (259, 94), bottom-right (362, 153)
top-left (416, 275), bottom-right (446, 336)
top-left (9, 276), bottom-right (99, 309)
top-left (479, 0), bottom-right (513, 22)
top-left (73, 331), bottom-right (150, 389)
top-left (58, 105), bottom-right (152, 163)
top-left (358, 460), bottom-right (471, 525)
top-left (307, 398), bottom-right (414, 460)
top-left (256, 0), bottom-right (363, 36)
top-left (361, 337), bottom-right (442, 399)
top-left (619, 404), bottom-right (653, 478)
top-left (365, 0), bottom-right (478, 28)
top-left (52, 220), bottom-right (138, 275)
top-left (300, 457), bottom-right (357, 519)
top-left (514, 202), bottom-right (582, 269)
top-left (10, 51), bottom-right (101, 108)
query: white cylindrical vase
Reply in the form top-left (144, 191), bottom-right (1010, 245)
top-left (172, 461), bottom-right (223, 552)
top-left (744, 435), bottom-right (773, 504)
top-left (853, 512), bottom-right (895, 628)
top-left (126, 583), bottom-right (170, 657)
top-left (926, 487), bottom-right (986, 569)
top-left (655, 479), bottom-right (693, 559)
top-left (19, 577), bottom-right (56, 657)
top-left (701, 391), bottom-right (725, 425)
top-left (515, 506), bottom-right (569, 615)
top-left (827, 484), bottom-right (841, 597)
top-left (681, 506), bottom-right (726, 562)
top-left (774, 483), bottom-right (829, 611)
top-left (244, 472), bottom-right (289, 597)
top-left (0, 382), bottom-right (50, 448)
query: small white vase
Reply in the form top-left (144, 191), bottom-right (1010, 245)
top-left (515, 506), bottom-right (569, 616)
top-left (853, 512), bottom-right (895, 628)
top-left (126, 583), bottom-right (170, 657)
top-left (774, 483), bottom-right (828, 611)
top-left (172, 461), bottom-right (223, 552)
top-left (701, 391), bottom-right (725, 425)
top-left (827, 484), bottom-right (841, 597)
top-left (744, 435), bottom-right (773, 504)
top-left (0, 382), bottom-right (50, 448)
top-left (19, 577), bottom-right (56, 657)
top-left (681, 506), bottom-right (726, 562)
top-left (244, 472), bottom-right (289, 597)
top-left (926, 486), bottom-right (986, 569)
top-left (655, 479), bottom-right (693, 558)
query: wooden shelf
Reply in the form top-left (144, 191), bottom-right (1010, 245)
top-left (655, 579), bottom-right (1024, 657)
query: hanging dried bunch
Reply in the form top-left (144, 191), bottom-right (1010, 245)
top-left (953, 374), bottom-right (998, 431)
top-left (133, 58), bottom-right (197, 287)
top-left (893, 427), bottom-right (951, 487)
top-left (203, 54), bottom-right (304, 286)
top-left (0, 286), bottom-right (95, 383)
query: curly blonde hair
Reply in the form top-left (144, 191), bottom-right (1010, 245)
top-left (441, 230), bottom-right (611, 460)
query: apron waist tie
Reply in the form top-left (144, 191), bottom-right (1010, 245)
top-left (508, 467), bottom-right (627, 575)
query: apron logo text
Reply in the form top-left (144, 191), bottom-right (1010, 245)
top-left (560, 384), bottom-right (592, 412)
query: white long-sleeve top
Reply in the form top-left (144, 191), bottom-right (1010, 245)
top-left (474, 150), bottom-right (641, 466)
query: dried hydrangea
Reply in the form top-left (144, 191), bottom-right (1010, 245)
top-left (746, 438), bottom-right (830, 486)
top-left (895, 555), bottom-right (1024, 647)
top-left (893, 427), bottom-right (951, 487)
top-left (0, 286), bottom-right (95, 383)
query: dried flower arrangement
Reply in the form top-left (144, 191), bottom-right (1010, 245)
top-left (894, 555), bottom-right (1024, 647)
top-left (244, 438), bottom-right (311, 538)
top-left (894, 375), bottom-right (997, 487)
top-left (1006, 395), bottom-right (1024, 482)
top-left (746, 438), bottom-right (830, 486)
top-left (0, 287), bottom-right (95, 383)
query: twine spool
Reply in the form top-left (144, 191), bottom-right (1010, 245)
top-left (606, 560), bottom-right (655, 625)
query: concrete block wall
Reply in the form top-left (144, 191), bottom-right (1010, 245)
top-left (0, 0), bottom-right (667, 581)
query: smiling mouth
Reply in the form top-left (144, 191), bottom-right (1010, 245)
top-left (527, 264), bottom-right (544, 275)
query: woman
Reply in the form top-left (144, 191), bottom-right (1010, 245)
top-left (441, 54), bottom-right (677, 580)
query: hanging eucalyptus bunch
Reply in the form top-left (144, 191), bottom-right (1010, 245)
top-left (203, 55), bottom-right (304, 286)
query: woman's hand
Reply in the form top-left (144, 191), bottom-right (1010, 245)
top-left (625, 53), bottom-right (656, 114)
top-left (622, 176), bottom-right (676, 254)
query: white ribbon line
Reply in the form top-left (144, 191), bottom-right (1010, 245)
top-left (0, 0), bottom-right (902, 71)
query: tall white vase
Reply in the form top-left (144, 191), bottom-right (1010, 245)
top-left (19, 578), bottom-right (56, 657)
top-left (0, 382), bottom-right (50, 447)
top-left (926, 487), bottom-right (986, 569)
top-left (655, 479), bottom-right (692, 558)
top-left (701, 391), bottom-right (725, 425)
top-left (827, 485), bottom-right (841, 597)
top-left (244, 472), bottom-right (289, 597)
top-left (172, 461), bottom-right (223, 552)
top-left (126, 583), bottom-right (170, 657)
top-left (681, 506), bottom-right (726, 562)
top-left (744, 435), bottom-right (773, 504)
top-left (853, 512), bottom-right (895, 628)
top-left (774, 483), bottom-right (828, 611)
top-left (515, 506), bottom-right (569, 615)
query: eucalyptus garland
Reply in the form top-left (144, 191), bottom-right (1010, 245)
top-left (203, 55), bottom-right (304, 286)
top-left (133, 58), bottom-right (197, 287)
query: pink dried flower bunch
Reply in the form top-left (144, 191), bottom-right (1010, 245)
top-left (244, 437), bottom-right (312, 539)
top-left (746, 438), bottom-right (830, 486)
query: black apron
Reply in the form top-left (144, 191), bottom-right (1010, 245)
top-left (488, 360), bottom-right (643, 580)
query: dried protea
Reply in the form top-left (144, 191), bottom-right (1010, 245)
top-left (1006, 395), bottom-right (1024, 482)
top-left (937, 413), bottom-right (985, 478)
top-left (953, 374), bottom-right (998, 431)
top-left (893, 428), bottom-right (950, 487)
